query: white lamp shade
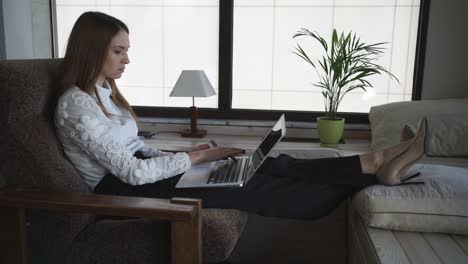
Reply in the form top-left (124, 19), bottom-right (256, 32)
top-left (170, 70), bottom-right (216, 97)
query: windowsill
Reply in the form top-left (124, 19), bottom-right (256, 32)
top-left (140, 124), bottom-right (372, 157)
top-left (137, 117), bottom-right (371, 140)
top-left (138, 116), bottom-right (370, 129)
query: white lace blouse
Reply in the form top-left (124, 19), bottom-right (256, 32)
top-left (54, 83), bottom-right (191, 190)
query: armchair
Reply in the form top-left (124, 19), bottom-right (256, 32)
top-left (0, 59), bottom-right (247, 264)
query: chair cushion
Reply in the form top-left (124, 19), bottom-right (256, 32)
top-left (1, 59), bottom-right (249, 264)
top-left (369, 97), bottom-right (468, 150)
top-left (70, 209), bottom-right (248, 264)
top-left (352, 164), bottom-right (468, 235)
top-left (0, 59), bottom-right (90, 193)
top-left (202, 209), bottom-right (248, 263)
top-left (1, 59), bottom-right (96, 263)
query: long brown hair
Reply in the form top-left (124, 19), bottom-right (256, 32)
top-left (56, 11), bottom-right (137, 120)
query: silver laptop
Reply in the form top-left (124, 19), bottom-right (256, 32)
top-left (176, 114), bottom-right (286, 188)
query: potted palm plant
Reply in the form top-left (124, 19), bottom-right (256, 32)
top-left (293, 28), bottom-right (397, 146)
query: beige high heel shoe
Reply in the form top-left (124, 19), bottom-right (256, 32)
top-left (376, 120), bottom-right (426, 186)
top-left (400, 124), bottom-right (415, 142)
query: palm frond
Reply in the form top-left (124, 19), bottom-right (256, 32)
top-left (292, 44), bottom-right (315, 68)
top-left (293, 28), bottom-right (399, 118)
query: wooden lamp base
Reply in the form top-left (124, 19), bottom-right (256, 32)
top-left (180, 105), bottom-right (207, 138)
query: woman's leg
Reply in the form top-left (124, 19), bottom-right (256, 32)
top-left (93, 139), bottom-right (416, 219)
top-left (94, 172), bottom-right (359, 220)
top-left (359, 139), bottom-right (414, 174)
top-left (261, 139), bottom-right (414, 186)
top-left (261, 155), bottom-right (375, 186)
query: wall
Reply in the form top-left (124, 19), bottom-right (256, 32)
top-left (421, 0), bottom-right (468, 99)
top-left (0, 1), bottom-right (5, 59)
top-left (1, 0), bottom-right (52, 59)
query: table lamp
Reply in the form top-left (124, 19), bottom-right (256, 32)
top-left (170, 70), bottom-right (216, 138)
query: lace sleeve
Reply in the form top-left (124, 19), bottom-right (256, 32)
top-left (56, 90), bottom-right (192, 185)
top-left (138, 144), bottom-right (174, 158)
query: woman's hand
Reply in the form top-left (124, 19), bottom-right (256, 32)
top-left (188, 146), bottom-right (245, 165)
top-left (189, 144), bottom-right (211, 152)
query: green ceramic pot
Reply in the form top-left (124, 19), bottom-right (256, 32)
top-left (317, 117), bottom-right (345, 147)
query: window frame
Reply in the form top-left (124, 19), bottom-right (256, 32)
top-left (52, 0), bottom-right (430, 124)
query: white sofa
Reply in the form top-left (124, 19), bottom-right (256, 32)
top-left (349, 98), bottom-right (468, 264)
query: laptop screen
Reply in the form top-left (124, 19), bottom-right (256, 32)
top-left (251, 115), bottom-right (285, 170)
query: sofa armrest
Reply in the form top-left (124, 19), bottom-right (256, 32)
top-left (0, 189), bottom-right (202, 264)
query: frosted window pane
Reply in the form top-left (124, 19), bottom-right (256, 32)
top-left (273, 7), bottom-right (333, 92)
top-left (405, 7), bottom-right (420, 95)
top-left (276, 0), bottom-right (334, 6)
top-left (272, 91), bottom-right (324, 111)
top-left (339, 92), bottom-right (389, 113)
top-left (120, 86), bottom-right (164, 107)
top-left (334, 7), bottom-right (394, 94)
top-left (397, 0), bottom-right (413, 5)
top-left (57, 0), bottom-right (420, 112)
top-left (55, 0), bottom-right (218, 108)
top-left (110, 0), bottom-right (164, 5)
top-left (163, 0), bottom-right (218, 6)
top-left (233, 1), bottom-right (418, 112)
top-left (388, 94), bottom-right (405, 103)
top-left (164, 7), bottom-right (219, 89)
top-left (235, 0), bottom-right (274, 6)
top-left (56, 6), bottom-right (94, 57)
top-left (335, 0), bottom-right (394, 6)
top-left (389, 7), bottom-right (412, 94)
top-left (232, 7), bottom-right (274, 94)
top-left (112, 7), bottom-right (163, 88)
top-left (234, 91), bottom-right (272, 110)
top-left (56, 0), bottom-right (96, 5)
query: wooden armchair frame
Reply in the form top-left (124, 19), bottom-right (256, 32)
top-left (0, 189), bottom-right (202, 264)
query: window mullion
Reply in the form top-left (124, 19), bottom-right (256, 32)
top-left (218, 0), bottom-right (233, 111)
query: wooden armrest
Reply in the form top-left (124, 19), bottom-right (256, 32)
top-left (0, 189), bottom-right (201, 264)
top-left (0, 190), bottom-right (196, 220)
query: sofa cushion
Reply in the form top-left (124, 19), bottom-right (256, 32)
top-left (369, 97), bottom-right (468, 150)
top-left (349, 201), bottom-right (468, 264)
top-left (404, 113), bottom-right (468, 157)
top-left (353, 164), bottom-right (468, 235)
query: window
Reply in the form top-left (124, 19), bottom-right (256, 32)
top-left (54, 0), bottom-right (429, 122)
top-left (232, 0), bottom-right (421, 113)
top-left (55, 0), bottom-right (219, 108)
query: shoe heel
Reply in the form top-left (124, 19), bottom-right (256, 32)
top-left (401, 172), bottom-right (421, 182)
top-left (375, 120), bottom-right (426, 186)
top-left (395, 181), bottom-right (424, 186)
top-left (395, 172), bottom-right (423, 186)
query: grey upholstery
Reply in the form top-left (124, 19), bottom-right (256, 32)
top-left (353, 164), bottom-right (468, 235)
top-left (349, 199), bottom-right (468, 264)
top-left (0, 59), bottom-right (247, 264)
top-left (351, 99), bottom-right (468, 264)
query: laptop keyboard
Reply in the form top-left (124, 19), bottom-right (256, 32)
top-left (207, 157), bottom-right (248, 184)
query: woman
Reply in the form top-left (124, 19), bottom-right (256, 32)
top-left (55, 11), bottom-right (424, 220)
